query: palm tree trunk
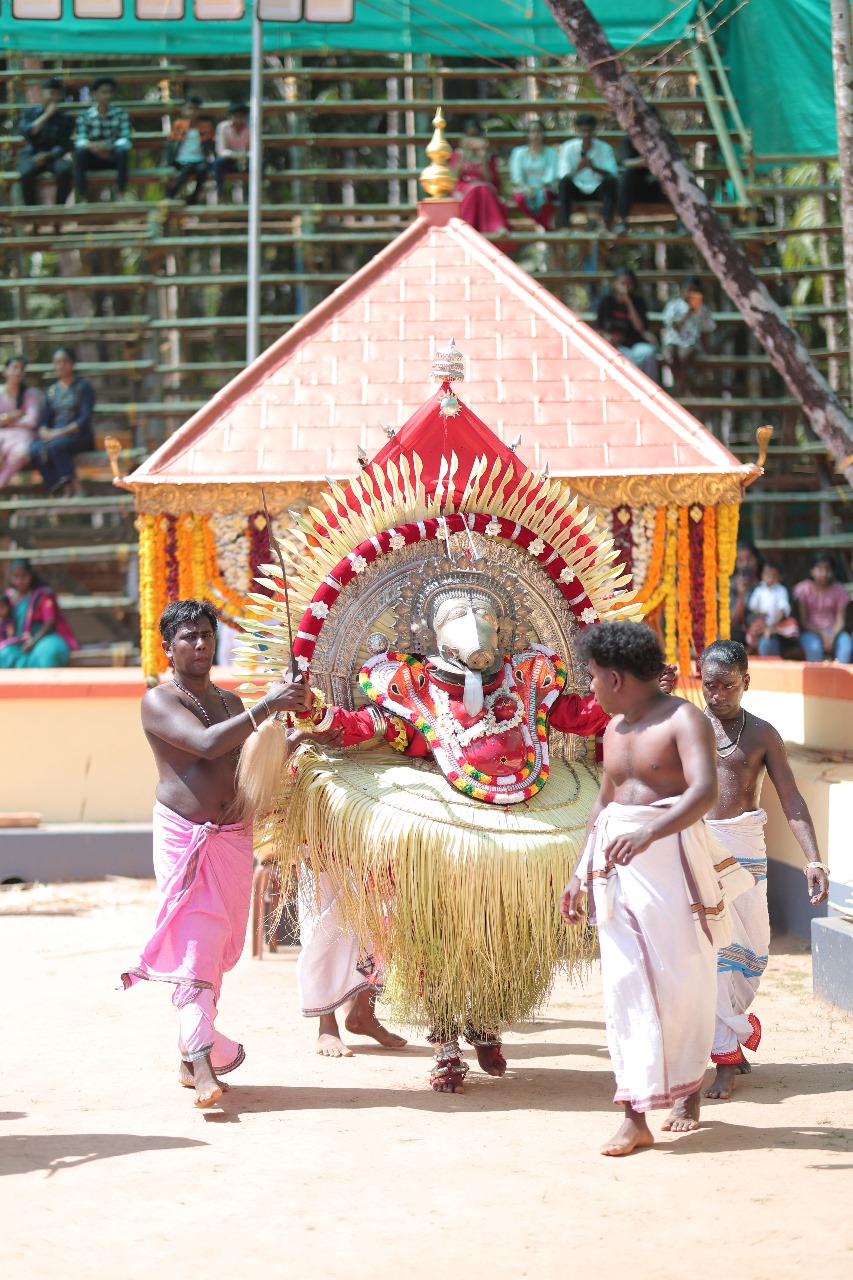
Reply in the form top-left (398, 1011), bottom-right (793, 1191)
top-left (545, 0), bottom-right (853, 486)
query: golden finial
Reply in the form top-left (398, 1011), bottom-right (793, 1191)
top-left (420, 107), bottom-right (456, 201)
top-left (104, 434), bottom-right (123, 480)
top-left (755, 424), bottom-right (774, 471)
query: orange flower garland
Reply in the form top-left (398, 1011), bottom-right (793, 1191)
top-left (703, 504), bottom-right (718, 649)
top-left (176, 514), bottom-right (195, 601)
top-left (676, 505), bottom-right (692, 674)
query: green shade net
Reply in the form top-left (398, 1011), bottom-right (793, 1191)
top-left (0, 0), bottom-right (839, 156)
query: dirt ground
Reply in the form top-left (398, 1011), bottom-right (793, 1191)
top-left (1, 878), bottom-right (851, 1280)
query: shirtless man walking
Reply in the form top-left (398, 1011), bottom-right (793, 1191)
top-left (561, 622), bottom-right (748, 1156)
top-left (700, 639), bottom-right (829, 1100)
top-left (121, 599), bottom-right (310, 1108)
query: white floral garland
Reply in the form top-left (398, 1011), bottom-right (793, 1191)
top-left (210, 513), bottom-right (251, 596)
top-left (630, 505), bottom-right (658, 593)
top-left (430, 679), bottom-right (525, 749)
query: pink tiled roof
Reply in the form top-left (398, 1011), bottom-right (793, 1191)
top-left (127, 202), bottom-right (744, 487)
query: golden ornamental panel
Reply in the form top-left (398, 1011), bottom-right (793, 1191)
top-left (564, 472), bottom-right (747, 508)
top-left (131, 481), bottom-right (327, 516)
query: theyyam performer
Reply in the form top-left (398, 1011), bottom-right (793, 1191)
top-left (121, 599), bottom-right (310, 1108)
top-left (236, 341), bottom-right (650, 1093)
top-left (561, 621), bottom-right (754, 1156)
top-left (699, 640), bottom-right (828, 1100)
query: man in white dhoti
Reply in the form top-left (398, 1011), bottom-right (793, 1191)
top-left (561, 622), bottom-right (744, 1157)
top-left (297, 868), bottom-right (406, 1056)
top-left (700, 641), bottom-right (829, 1100)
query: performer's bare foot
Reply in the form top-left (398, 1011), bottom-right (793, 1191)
top-left (430, 1059), bottom-right (467, 1093)
top-left (178, 1061), bottom-right (230, 1091)
top-left (344, 991), bottom-right (407, 1049)
top-left (474, 1043), bottom-right (507, 1076)
top-left (190, 1054), bottom-right (223, 1108)
top-left (601, 1107), bottom-right (655, 1157)
top-left (661, 1090), bottom-right (702, 1132)
top-left (704, 1063), bottom-right (739, 1100)
top-left (316, 1012), bottom-right (353, 1057)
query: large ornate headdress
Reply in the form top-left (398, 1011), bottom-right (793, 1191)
top-left (238, 341), bottom-right (638, 707)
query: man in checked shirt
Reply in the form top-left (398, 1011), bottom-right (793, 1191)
top-left (74, 76), bottom-right (133, 203)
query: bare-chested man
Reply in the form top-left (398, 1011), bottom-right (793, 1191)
top-left (561, 621), bottom-right (743, 1157)
top-left (700, 639), bottom-right (829, 1101)
top-left (121, 598), bottom-right (310, 1108)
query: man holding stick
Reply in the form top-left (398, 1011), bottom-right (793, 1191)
top-left (121, 599), bottom-right (310, 1108)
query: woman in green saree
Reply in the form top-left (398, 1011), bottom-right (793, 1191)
top-left (0, 558), bottom-right (78, 669)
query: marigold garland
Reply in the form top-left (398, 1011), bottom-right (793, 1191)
top-left (716, 503), bottom-right (740, 639)
top-left (675, 506), bottom-right (692, 675)
top-left (137, 515), bottom-right (161, 679)
top-left (662, 505), bottom-right (678, 667)
top-left (176, 514), bottom-right (195, 601)
top-left (702, 504), bottom-right (718, 649)
top-left (164, 514), bottom-right (179, 601)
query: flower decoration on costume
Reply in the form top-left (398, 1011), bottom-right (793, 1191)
top-left (310, 600), bottom-right (330, 619)
top-left (580, 606), bottom-right (598, 625)
top-left (389, 532), bottom-right (406, 551)
top-left (296, 655), bottom-right (310, 672)
top-left (528, 538), bottom-right (545, 557)
top-left (559, 567), bottom-right (576, 584)
top-left (485, 518), bottom-right (500, 537)
top-left (352, 554), bottom-right (368, 574)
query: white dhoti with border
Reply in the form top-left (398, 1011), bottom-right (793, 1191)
top-left (578, 800), bottom-right (752, 1113)
top-left (296, 870), bottom-right (382, 1017)
top-left (705, 809), bottom-right (768, 1063)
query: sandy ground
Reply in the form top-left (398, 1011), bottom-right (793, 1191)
top-left (1, 879), bottom-right (851, 1280)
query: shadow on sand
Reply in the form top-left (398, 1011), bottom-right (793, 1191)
top-left (1, 1133), bottom-right (207, 1178)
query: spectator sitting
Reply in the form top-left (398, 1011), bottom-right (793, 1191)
top-left (615, 137), bottom-right (666, 233)
top-left (746, 560), bottom-right (799, 657)
top-left (0, 354), bottom-right (43, 488)
top-left (556, 113), bottom-right (618, 229)
top-left (166, 96), bottom-right (215, 205)
top-left (0, 558), bottom-right (78, 670)
top-left (730, 541), bottom-right (762, 646)
top-left (596, 268), bottom-right (660, 382)
top-left (29, 347), bottom-right (95, 497)
top-left (450, 119), bottom-right (510, 235)
top-left (0, 593), bottom-right (14, 643)
top-left (660, 276), bottom-right (716, 393)
top-left (509, 120), bottom-right (558, 230)
top-left (74, 76), bottom-right (133, 203)
top-left (18, 77), bottom-right (74, 208)
top-left (793, 553), bottom-right (852, 663)
top-left (214, 101), bottom-right (251, 200)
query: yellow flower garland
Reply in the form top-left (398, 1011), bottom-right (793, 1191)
top-left (676, 505), bottom-right (692, 674)
top-left (716, 503), bottom-right (740, 639)
top-left (662, 505), bottom-right (678, 667)
top-left (136, 515), bottom-right (160, 680)
top-left (703, 504), bottom-right (718, 649)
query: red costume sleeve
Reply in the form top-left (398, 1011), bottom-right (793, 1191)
top-left (548, 692), bottom-right (610, 737)
top-left (298, 704), bottom-right (431, 756)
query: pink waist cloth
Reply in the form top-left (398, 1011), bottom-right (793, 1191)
top-left (121, 801), bottom-right (254, 998)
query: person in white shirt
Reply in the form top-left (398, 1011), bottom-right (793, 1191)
top-left (557, 113), bottom-right (619, 228)
top-left (214, 101), bottom-right (251, 199)
top-left (661, 276), bottom-right (716, 393)
top-left (747, 562), bottom-right (796, 657)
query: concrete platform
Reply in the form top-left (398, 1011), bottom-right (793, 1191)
top-left (0, 823), bottom-right (152, 883)
top-left (812, 915), bottom-right (853, 1014)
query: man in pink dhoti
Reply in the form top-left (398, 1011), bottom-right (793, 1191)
top-left (561, 622), bottom-right (751, 1157)
top-left (699, 640), bottom-right (829, 1101)
top-left (121, 599), bottom-right (309, 1108)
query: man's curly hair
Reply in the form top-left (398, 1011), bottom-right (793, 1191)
top-left (579, 621), bottom-right (664, 682)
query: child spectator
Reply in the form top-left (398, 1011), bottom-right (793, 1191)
top-left (166, 97), bottom-right (215, 205)
top-left (214, 101), bottom-right (251, 200)
top-left (747, 561), bottom-right (798, 657)
top-left (793, 553), bottom-right (852, 663)
top-left (660, 277), bottom-right (716, 393)
top-left (74, 76), bottom-right (132, 202)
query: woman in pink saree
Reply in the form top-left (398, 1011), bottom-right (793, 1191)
top-left (0, 355), bottom-right (43, 488)
top-left (450, 119), bottom-right (510, 236)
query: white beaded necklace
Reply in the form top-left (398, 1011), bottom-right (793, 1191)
top-left (705, 708), bottom-right (746, 757)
